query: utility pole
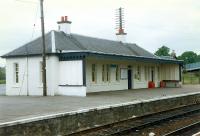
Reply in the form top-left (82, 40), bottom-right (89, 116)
top-left (40, 0), bottom-right (47, 96)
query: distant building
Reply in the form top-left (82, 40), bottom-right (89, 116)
top-left (2, 16), bottom-right (183, 96)
top-left (185, 62), bottom-right (200, 72)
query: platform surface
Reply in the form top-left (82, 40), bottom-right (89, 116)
top-left (0, 85), bottom-right (200, 124)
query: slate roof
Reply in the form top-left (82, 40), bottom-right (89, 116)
top-left (2, 30), bottom-right (157, 58)
top-left (3, 32), bottom-right (53, 57)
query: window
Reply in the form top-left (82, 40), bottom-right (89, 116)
top-left (14, 63), bottom-right (19, 83)
top-left (92, 64), bottom-right (97, 82)
top-left (157, 66), bottom-right (160, 81)
top-left (116, 65), bottom-right (119, 81)
top-left (102, 64), bottom-right (105, 82)
top-left (40, 62), bottom-right (43, 83)
top-left (145, 66), bottom-right (148, 81)
top-left (135, 66), bottom-right (141, 81)
top-left (106, 64), bottom-right (110, 82)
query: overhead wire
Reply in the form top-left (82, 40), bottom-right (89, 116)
top-left (17, 1), bottom-right (39, 95)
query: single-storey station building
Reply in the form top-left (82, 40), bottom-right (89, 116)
top-left (2, 16), bottom-right (183, 96)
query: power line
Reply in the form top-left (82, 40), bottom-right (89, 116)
top-left (30, 4), bottom-right (39, 40)
top-left (15, 0), bottom-right (38, 4)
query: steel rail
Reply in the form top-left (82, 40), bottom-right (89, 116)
top-left (163, 121), bottom-right (200, 136)
top-left (109, 106), bottom-right (200, 135)
top-left (68, 104), bottom-right (200, 136)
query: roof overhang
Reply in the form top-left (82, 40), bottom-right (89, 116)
top-left (58, 51), bottom-right (184, 65)
top-left (185, 68), bottom-right (200, 72)
top-left (2, 51), bottom-right (183, 65)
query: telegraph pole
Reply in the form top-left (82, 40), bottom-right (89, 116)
top-left (40, 0), bottom-right (47, 96)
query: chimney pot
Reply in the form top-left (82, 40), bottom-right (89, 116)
top-left (65, 16), bottom-right (68, 21)
top-left (118, 28), bottom-right (124, 34)
top-left (61, 16), bottom-right (65, 22)
top-left (57, 15), bottom-right (72, 34)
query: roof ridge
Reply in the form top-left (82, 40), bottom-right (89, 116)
top-left (134, 44), bottom-right (157, 57)
top-left (71, 33), bottom-right (125, 44)
top-left (123, 43), bottom-right (140, 56)
top-left (68, 34), bottom-right (88, 50)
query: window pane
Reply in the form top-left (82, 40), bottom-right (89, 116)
top-left (106, 64), bottom-right (110, 81)
top-left (102, 65), bottom-right (105, 82)
top-left (92, 64), bottom-right (96, 82)
top-left (116, 65), bottom-right (119, 81)
top-left (15, 63), bottom-right (19, 83)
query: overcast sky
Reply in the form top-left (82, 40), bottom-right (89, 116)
top-left (0, 0), bottom-right (200, 66)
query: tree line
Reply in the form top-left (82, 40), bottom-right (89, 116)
top-left (0, 67), bottom-right (5, 81)
top-left (155, 46), bottom-right (200, 64)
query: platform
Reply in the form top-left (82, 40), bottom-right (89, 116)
top-left (0, 85), bottom-right (199, 123)
top-left (0, 85), bottom-right (200, 135)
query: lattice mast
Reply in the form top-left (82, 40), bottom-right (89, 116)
top-left (115, 7), bottom-right (126, 35)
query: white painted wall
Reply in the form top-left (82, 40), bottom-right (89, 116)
top-left (57, 60), bottom-right (86, 96)
top-left (116, 35), bottom-right (126, 43)
top-left (58, 23), bottom-right (71, 34)
top-left (6, 56), bottom-right (59, 96)
top-left (5, 55), bottom-right (181, 96)
top-left (161, 64), bottom-right (180, 81)
top-left (58, 86), bottom-right (86, 96)
top-left (86, 58), bottom-right (180, 93)
top-left (86, 59), bottom-right (128, 93)
top-left (59, 60), bottom-right (83, 85)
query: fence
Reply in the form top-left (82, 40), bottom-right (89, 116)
top-left (182, 76), bottom-right (200, 84)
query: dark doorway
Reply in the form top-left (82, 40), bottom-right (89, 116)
top-left (128, 69), bottom-right (132, 89)
top-left (151, 70), bottom-right (154, 82)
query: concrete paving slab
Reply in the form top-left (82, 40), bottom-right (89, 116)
top-left (0, 85), bottom-right (200, 124)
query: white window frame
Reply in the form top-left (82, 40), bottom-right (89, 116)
top-left (106, 64), bottom-right (110, 82)
top-left (135, 66), bottom-right (141, 81)
top-left (14, 63), bottom-right (19, 84)
top-left (92, 64), bottom-right (97, 83)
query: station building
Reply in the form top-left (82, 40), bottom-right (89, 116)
top-left (2, 16), bottom-right (183, 96)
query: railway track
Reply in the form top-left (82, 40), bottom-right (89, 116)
top-left (68, 104), bottom-right (200, 136)
top-left (163, 121), bottom-right (200, 136)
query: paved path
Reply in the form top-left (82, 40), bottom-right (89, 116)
top-left (0, 85), bottom-right (199, 124)
top-left (0, 84), bottom-right (5, 95)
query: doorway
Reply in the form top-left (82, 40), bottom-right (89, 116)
top-left (128, 69), bottom-right (132, 89)
top-left (151, 67), bottom-right (155, 82)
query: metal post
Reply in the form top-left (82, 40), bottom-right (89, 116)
top-left (40, 0), bottom-right (47, 96)
top-left (119, 7), bottom-right (122, 31)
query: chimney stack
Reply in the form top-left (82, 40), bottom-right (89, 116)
top-left (57, 16), bottom-right (72, 34)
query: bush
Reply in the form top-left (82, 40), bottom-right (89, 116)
top-left (0, 80), bottom-right (5, 84)
top-left (0, 67), bottom-right (5, 81)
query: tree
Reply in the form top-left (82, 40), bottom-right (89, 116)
top-left (154, 46), bottom-right (170, 56)
top-left (0, 67), bottom-right (5, 81)
top-left (196, 55), bottom-right (200, 62)
top-left (178, 51), bottom-right (198, 64)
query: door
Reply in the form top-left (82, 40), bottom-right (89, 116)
top-left (128, 69), bottom-right (132, 89)
top-left (151, 68), bottom-right (154, 82)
